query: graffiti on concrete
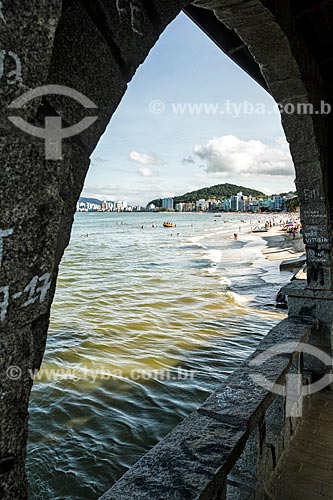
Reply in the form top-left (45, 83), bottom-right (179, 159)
top-left (304, 227), bottom-right (329, 246)
top-left (303, 187), bottom-right (323, 202)
top-left (302, 208), bottom-right (326, 221)
top-left (0, 50), bottom-right (22, 85)
top-left (116, 0), bottom-right (144, 35)
top-left (0, 228), bottom-right (13, 268)
top-left (20, 273), bottom-right (51, 307)
top-left (0, 1), bottom-right (6, 24)
top-left (0, 229), bottom-right (51, 322)
top-left (0, 273), bottom-right (51, 322)
top-left (308, 264), bottom-right (326, 287)
top-left (0, 286), bottom-right (9, 322)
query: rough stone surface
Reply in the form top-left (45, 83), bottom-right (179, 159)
top-left (287, 283), bottom-right (333, 376)
top-left (0, 138), bottom-right (89, 499)
top-left (0, 0), bottom-right (62, 131)
top-left (45, 0), bottom-right (128, 154)
top-left (265, 391), bottom-right (333, 499)
top-left (1, 3), bottom-right (63, 498)
top-left (1, 1), bottom-right (333, 498)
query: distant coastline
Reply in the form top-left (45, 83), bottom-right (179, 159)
top-left (78, 183), bottom-right (298, 214)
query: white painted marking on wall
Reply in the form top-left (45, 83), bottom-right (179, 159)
top-left (0, 229), bottom-right (52, 320)
top-left (130, 2), bottom-right (143, 36)
top-left (116, 0), bottom-right (126, 16)
top-left (0, 1), bottom-right (5, 24)
top-left (0, 286), bottom-right (9, 322)
top-left (22, 276), bottom-right (39, 308)
top-left (0, 272), bottom-right (52, 321)
top-left (0, 49), bottom-right (4, 81)
top-left (116, 0), bottom-right (143, 36)
top-left (0, 228), bottom-right (13, 268)
top-left (8, 51), bottom-right (22, 84)
top-left (22, 273), bottom-right (51, 307)
top-left (0, 50), bottom-right (22, 84)
top-left (36, 273), bottom-right (51, 302)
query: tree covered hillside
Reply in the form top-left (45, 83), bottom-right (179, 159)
top-left (150, 183), bottom-right (266, 207)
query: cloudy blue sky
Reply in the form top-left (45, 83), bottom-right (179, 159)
top-left (83, 11), bottom-right (296, 205)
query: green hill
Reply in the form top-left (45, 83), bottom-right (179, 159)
top-left (149, 183), bottom-right (266, 207)
top-left (79, 197), bottom-right (114, 205)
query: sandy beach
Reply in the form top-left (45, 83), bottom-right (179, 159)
top-left (260, 225), bottom-right (305, 263)
top-left (254, 222), bottom-right (306, 281)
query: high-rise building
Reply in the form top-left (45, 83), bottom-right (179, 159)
top-left (223, 199), bottom-right (231, 212)
top-left (196, 199), bottom-right (209, 211)
top-left (230, 196), bottom-right (238, 211)
top-left (116, 200), bottom-right (127, 211)
top-left (271, 196), bottom-right (283, 211)
top-left (161, 198), bottom-right (174, 210)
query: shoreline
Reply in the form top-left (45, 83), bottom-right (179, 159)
top-left (256, 225), bottom-right (306, 281)
top-left (259, 225), bottom-right (305, 263)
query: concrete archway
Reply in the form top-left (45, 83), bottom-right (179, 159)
top-left (0, 1), bottom-right (332, 498)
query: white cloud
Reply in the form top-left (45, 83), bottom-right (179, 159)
top-left (129, 151), bottom-right (165, 165)
top-left (194, 135), bottom-right (294, 177)
top-left (137, 167), bottom-right (157, 177)
top-left (82, 181), bottom-right (168, 204)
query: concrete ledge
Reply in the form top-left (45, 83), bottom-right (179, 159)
top-left (280, 255), bottom-right (306, 272)
top-left (99, 316), bottom-right (317, 500)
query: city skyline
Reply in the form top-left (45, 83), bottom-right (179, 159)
top-left (77, 190), bottom-right (294, 213)
top-left (79, 180), bottom-right (295, 208)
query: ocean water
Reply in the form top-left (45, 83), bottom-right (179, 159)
top-left (27, 212), bottom-right (290, 499)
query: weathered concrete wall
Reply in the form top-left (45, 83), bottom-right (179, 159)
top-left (0, 2), bottom-right (63, 498)
top-left (287, 285), bottom-right (333, 379)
